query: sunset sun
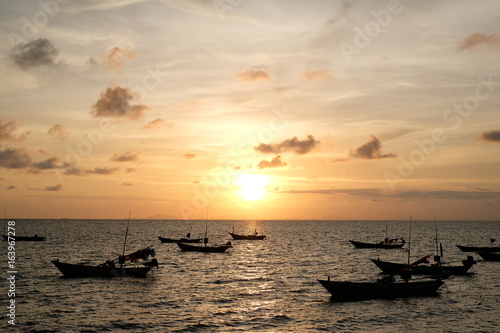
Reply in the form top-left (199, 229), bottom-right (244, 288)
top-left (237, 174), bottom-right (269, 201)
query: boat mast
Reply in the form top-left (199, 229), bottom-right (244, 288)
top-left (407, 216), bottom-right (412, 266)
top-left (434, 214), bottom-right (442, 265)
top-left (121, 210), bottom-right (132, 267)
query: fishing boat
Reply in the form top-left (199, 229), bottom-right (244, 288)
top-left (158, 235), bottom-right (202, 243)
top-left (176, 241), bottom-right (232, 253)
top-left (318, 276), bottom-right (444, 300)
top-left (371, 256), bottom-right (476, 275)
top-left (457, 234), bottom-right (499, 252)
top-left (349, 238), bottom-right (405, 249)
top-left (1, 234), bottom-right (46, 241)
top-left (229, 227), bottom-right (266, 240)
top-left (52, 210), bottom-right (156, 278)
top-left (349, 221), bottom-right (405, 249)
top-left (476, 251), bottom-right (500, 261)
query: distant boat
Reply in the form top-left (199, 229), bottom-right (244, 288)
top-left (371, 255), bottom-right (476, 275)
top-left (476, 251), bottom-right (500, 261)
top-left (52, 210), bottom-right (157, 278)
top-left (229, 227), bottom-right (266, 240)
top-left (1, 234), bottom-right (46, 241)
top-left (158, 235), bottom-right (203, 243)
top-left (318, 276), bottom-right (444, 301)
top-left (457, 234), bottom-right (499, 252)
top-left (176, 241), bottom-right (232, 253)
top-left (349, 238), bottom-right (405, 249)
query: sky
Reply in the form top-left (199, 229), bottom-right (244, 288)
top-left (1, 0), bottom-right (499, 220)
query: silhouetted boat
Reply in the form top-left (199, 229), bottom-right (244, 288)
top-left (51, 259), bottom-right (152, 278)
top-left (371, 255), bottom-right (476, 275)
top-left (176, 241), bottom-right (232, 253)
top-left (318, 276), bottom-right (444, 300)
top-left (158, 235), bottom-right (202, 243)
top-left (476, 251), bottom-right (500, 261)
top-left (229, 228), bottom-right (266, 240)
top-left (1, 234), bottom-right (45, 241)
top-left (349, 238), bottom-right (405, 249)
top-left (456, 245), bottom-right (500, 252)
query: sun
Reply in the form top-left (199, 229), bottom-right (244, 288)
top-left (237, 173), bottom-right (269, 201)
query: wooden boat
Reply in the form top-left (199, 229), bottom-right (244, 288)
top-left (318, 276), bottom-right (444, 300)
top-left (158, 235), bottom-right (202, 243)
top-left (476, 251), bottom-right (500, 261)
top-left (229, 228), bottom-right (266, 240)
top-left (176, 241), bottom-right (232, 253)
top-left (1, 234), bottom-right (46, 241)
top-left (371, 256), bottom-right (476, 275)
top-left (349, 238), bottom-right (405, 249)
top-left (51, 260), bottom-right (152, 278)
top-left (456, 244), bottom-right (500, 252)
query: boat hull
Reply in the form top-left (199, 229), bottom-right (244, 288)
top-left (158, 236), bottom-right (202, 243)
top-left (350, 240), bottom-right (404, 249)
top-left (176, 242), bottom-right (231, 253)
top-left (477, 252), bottom-right (500, 261)
top-left (2, 235), bottom-right (46, 241)
top-left (371, 258), bottom-right (474, 275)
top-left (456, 244), bottom-right (500, 252)
top-left (318, 279), bottom-right (443, 300)
top-left (229, 232), bottom-right (266, 240)
top-left (51, 260), bottom-right (151, 278)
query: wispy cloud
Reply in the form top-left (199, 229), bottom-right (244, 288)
top-left (90, 86), bottom-right (149, 119)
top-left (85, 167), bottom-right (119, 175)
top-left (458, 33), bottom-right (500, 51)
top-left (477, 130), bottom-right (500, 142)
top-left (184, 153), bottom-right (196, 159)
top-left (302, 70), bottom-right (335, 81)
top-left (9, 38), bottom-right (60, 70)
top-left (0, 119), bottom-right (31, 142)
top-left (44, 184), bottom-right (62, 191)
top-left (47, 124), bottom-right (70, 141)
top-left (106, 46), bottom-right (136, 74)
top-left (142, 118), bottom-right (172, 130)
top-left (237, 69), bottom-right (270, 82)
top-left (254, 135), bottom-right (320, 155)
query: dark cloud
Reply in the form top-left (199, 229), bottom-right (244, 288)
top-left (237, 69), bottom-right (270, 82)
top-left (184, 153), bottom-right (196, 159)
top-left (44, 184), bottom-right (62, 191)
top-left (106, 46), bottom-right (136, 74)
top-left (0, 119), bottom-right (31, 142)
top-left (9, 38), bottom-right (59, 70)
top-left (110, 150), bottom-right (140, 162)
top-left (7, 185), bottom-right (16, 190)
top-left (63, 166), bottom-right (85, 176)
top-left (85, 167), bottom-right (119, 175)
top-left (257, 155), bottom-right (287, 169)
top-left (0, 147), bottom-right (32, 169)
top-left (477, 130), bottom-right (500, 142)
top-left (47, 124), bottom-right (70, 141)
top-left (31, 157), bottom-right (64, 170)
top-left (348, 136), bottom-right (396, 160)
top-left (254, 135), bottom-right (320, 155)
top-left (458, 33), bottom-right (500, 51)
top-left (90, 86), bottom-right (149, 119)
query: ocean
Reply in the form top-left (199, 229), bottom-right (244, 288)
top-left (2, 219), bottom-right (499, 332)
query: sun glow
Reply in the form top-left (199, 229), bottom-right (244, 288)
top-left (237, 174), bottom-right (269, 201)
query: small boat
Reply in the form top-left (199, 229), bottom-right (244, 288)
top-left (229, 228), bottom-right (266, 240)
top-left (456, 244), bottom-right (500, 252)
top-left (158, 235), bottom-right (203, 243)
top-left (349, 238), bottom-right (405, 249)
top-left (1, 234), bottom-right (46, 241)
top-left (176, 241), bottom-right (232, 253)
top-left (51, 259), bottom-right (152, 278)
top-left (371, 255), bottom-right (476, 275)
top-left (476, 251), bottom-right (500, 261)
top-left (318, 275), bottom-right (444, 301)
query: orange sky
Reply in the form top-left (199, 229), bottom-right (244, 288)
top-left (1, 0), bottom-right (499, 220)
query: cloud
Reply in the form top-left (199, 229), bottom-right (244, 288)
top-left (142, 118), bottom-right (172, 129)
top-left (106, 46), bottom-right (136, 74)
top-left (254, 135), bottom-right (320, 155)
top-left (184, 153), bottom-right (196, 159)
top-left (302, 70), bottom-right (335, 81)
top-left (237, 69), bottom-right (270, 82)
top-left (477, 130), bottom-right (500, 142)
top-left (90, 85), bottom-right (149, 119)
top-left (0, 119), bottom-right (31, 141)
top-left (9, 38), bottom-right (60, 70)
top-left (31, 157), bottom-right (64, 171)
top-left (47, 124), bottom-right (70, 141)
top-left (110, 150), bottom-right (140, 162)
top-left (44, 184), bottom-right (62, 191)
top-left (0, 147), bottom-right (32, 169)
top-left (85, 167), bottom-right (119, 175)
top-left (334, 136), bottom-right (396, 162)
top-left (7, 185), bottom-right (16, 190)
top-left (257, 155), bottom-right (287, 169)
top-left (121, 182), bottom-right (133, 186)
top-left (458, 33), bottom-right (500, 51)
